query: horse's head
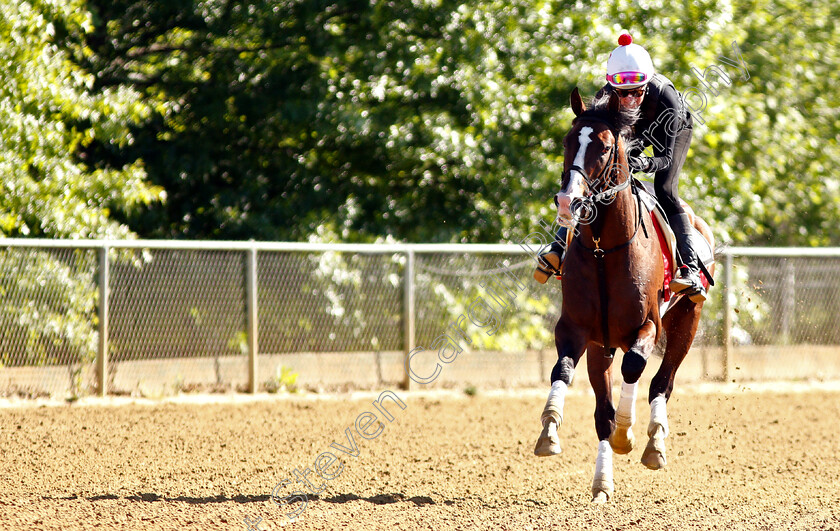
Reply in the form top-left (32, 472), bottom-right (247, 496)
top-left (555, 88), bottom-right (635, 226)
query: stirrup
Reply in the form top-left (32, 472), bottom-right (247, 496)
top-left (669, 266), bottom-right (706, 302)
top-left (534, 252), bottom-right (563, 284)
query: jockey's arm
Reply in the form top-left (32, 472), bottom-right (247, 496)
top-left (644, 85), bottom-right (686, 173)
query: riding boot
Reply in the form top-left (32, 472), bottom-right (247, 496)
top-left (534, 226), bottom-right (569, 284)
top-left (668, 213), bottom-right (707, 302)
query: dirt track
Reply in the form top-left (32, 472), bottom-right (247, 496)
top-left (1, 384), bottom-right (839, 530)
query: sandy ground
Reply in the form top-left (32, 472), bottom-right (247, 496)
top-left (1, 383), bottom-right (839, 530)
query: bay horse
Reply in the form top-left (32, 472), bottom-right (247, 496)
top-left (533, 87), bottom-right (715, 503)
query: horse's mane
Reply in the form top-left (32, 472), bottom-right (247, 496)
top-left (575, 91), bottom-right (642, 152)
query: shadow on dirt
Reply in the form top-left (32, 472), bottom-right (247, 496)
top-left (319, 493), bottom-right (436, 506)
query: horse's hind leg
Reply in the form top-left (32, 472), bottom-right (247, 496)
top-left (609, 319), bottom-right (658, 455)
top-left (587, 344), bottom-right (617, 503)
top-left (642, 296), bottom-right (703, 470)
top-left (534, 317), bottom-right (586, 457)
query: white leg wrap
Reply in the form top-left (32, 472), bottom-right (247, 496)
top-left (592, 440), bottom-right (614, 491)
top-left (541, 380), bottom-right (568, 427)
top-left (649, 396), bottom-right (669, 437)
top-left (615, 381), bottom-right (638, 427)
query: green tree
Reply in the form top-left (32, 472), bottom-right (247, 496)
top-left (82, 0), bottom-right (735, 244)
top-left (81, 0), bottom-right (840, 247)
top-left (0, 0), bottom-right (161, 383)
top-left (687, 0), bottom-right (840, 246)
top-left (0, 0), bottom-right (162, 239)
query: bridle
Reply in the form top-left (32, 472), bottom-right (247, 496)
top-left (561, 116), bottom-right (646, 254)
top-left (561, 116), bottom-right (632, 214)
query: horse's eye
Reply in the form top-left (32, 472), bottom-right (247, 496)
top-left (602, 146), bottom-right (611, 154)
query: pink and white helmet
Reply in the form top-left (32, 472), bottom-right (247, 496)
top-left (606, 33), bottom-right (654, 89)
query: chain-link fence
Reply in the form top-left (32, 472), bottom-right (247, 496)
top-left (2, 240), bottom-right (840, 398)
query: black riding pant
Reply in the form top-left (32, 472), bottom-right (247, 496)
top-left (654, 124), bottom-right (698, 267)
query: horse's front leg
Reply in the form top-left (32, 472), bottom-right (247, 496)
top-left (534, 316), bottom-right (587, 457)
top-left (587, 344), bottom-right (617, 503)
top-left (609, 319), bottom-right (658, 455)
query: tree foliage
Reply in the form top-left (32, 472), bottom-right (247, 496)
top-left (8, 0), bottom-right (839, 247)
top-left (0, 0), bottom-right (162, 239)
top-left (0, 0), bottom-right (161, 376)
top-left (687, 0), bottom-right (840, 246)
top-left (80, 0), bottom-right (840, 247)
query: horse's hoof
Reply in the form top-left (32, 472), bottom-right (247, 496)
top-left (641, 437), bottom-right (667, 470)
top-left (533, 421), bottom-right (561, 456)
top-left (609, 425), bottom-right (635, 455)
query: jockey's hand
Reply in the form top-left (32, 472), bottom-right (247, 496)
top-left (628, 156), bottom-right (653, 173)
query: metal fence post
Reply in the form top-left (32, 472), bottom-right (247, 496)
top-left (97, 245), bottom-right (109, 397)
top-left (780, 260), bottom-right (795, 344)
top-left (722, 251), bottom-right (733, 382)
top-left (247, 247), bottom-right (259, 393)
top-left (402, 248), bottom-right (416, 390)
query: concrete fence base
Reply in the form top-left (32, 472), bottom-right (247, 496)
top-left (4, 345), bottom-right (840, 399)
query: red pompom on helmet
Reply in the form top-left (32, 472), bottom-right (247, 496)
top-left (618, 33), bottom-right (633, 46)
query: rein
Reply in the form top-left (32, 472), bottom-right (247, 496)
top-left (574, 179), bottom-right (646, 256)
top-left (567, 118), bottom-right (649, 357)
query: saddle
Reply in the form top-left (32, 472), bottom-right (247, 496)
top-left (634, 179), bottom-right (714, 313)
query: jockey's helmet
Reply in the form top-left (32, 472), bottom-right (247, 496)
top-left (606, 33), bottom-right (654, 89)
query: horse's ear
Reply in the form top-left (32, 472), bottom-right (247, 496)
top-left (570, 87), bottom-right (585, 116)
top-left (608, 90), bottom-right (620, 114)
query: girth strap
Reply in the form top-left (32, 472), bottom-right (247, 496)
top-left (593, 246), bottom-right (612, 357)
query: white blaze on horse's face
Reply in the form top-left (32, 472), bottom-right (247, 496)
top-left (555, 126), bottom-right (593, 223)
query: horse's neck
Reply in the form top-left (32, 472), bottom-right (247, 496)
top-left (579, 186), bottom-right (637, 248)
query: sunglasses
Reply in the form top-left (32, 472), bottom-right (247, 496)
top-left (606, 71), bottom-right (648, 86)
top-left (616, 87), bottom-right (646, 99)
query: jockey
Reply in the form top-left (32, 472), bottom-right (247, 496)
top-left (535, 33), bottom-right (706, 302)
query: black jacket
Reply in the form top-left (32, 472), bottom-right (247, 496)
top-left (597, 73), bottom-right (692, 173)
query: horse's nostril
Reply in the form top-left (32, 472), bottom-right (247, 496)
top-left (556, 194), bottom-right (571, 213)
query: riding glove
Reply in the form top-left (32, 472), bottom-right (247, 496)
top-left (628, 156), bottom-right (653, 173)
